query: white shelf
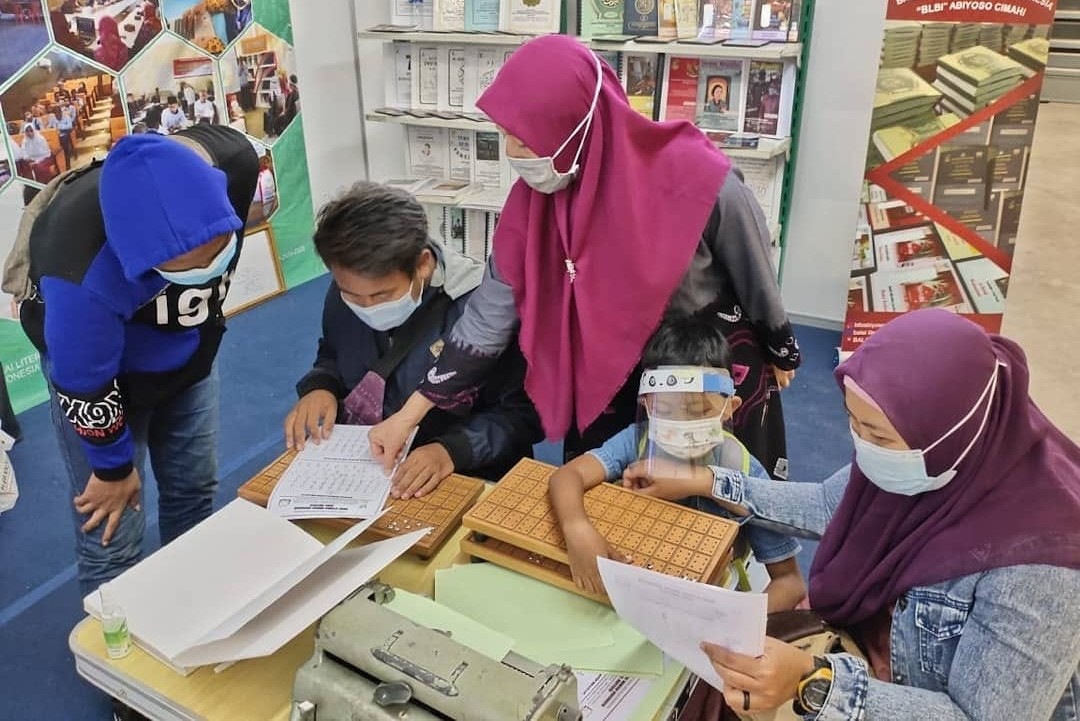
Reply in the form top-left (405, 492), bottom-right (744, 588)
top-left (1050, 37), bottom-right (1080, 50)
top-left (368, 111), bottom-right (791, 159)
top-left (591, 38), bottom-right (802, 60)
top-left (358, 28), bottom-right (800, 60)
top-left (1057, 9), bottom-right (1080, 20)
top-left (366, 112), bottom-right (493, 132)
top-left (358, 30), bottom-right (545, 45)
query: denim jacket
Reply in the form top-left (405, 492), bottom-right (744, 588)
top-left (711, 464), bottom-right (1080, 721)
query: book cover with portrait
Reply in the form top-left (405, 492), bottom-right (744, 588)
top-left (696, 59), bottom-right (744, 132)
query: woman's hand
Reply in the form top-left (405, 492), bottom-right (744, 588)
top-left (564, 520), bottom-right (632, 596)
top-left (701, 637), bottom-right (815, 712)
top-left (622, 459), bottom-right (712, 501)
top-left (772, 367), bottom-right (796, 389)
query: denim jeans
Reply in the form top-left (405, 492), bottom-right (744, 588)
top-left (48, 366), bottom-right (219, 598)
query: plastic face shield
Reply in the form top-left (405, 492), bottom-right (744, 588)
top-left (636, 366), bottom-right (736, 475)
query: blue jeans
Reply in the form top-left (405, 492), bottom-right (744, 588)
top-left (48, 367), bottom-right (220, 598)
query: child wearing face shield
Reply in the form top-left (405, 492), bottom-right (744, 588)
top-left (549, 312), bottom-right (805, 611)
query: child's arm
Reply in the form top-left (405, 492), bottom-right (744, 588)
top-left (549, 455), bottom-right (631, 596)
top-left (762, 558), bottom-right (807, 613)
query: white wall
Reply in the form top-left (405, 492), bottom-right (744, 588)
top-left (288, 0), bottom-right (369, 205)
top-left (780, 0), bottom-right (886, 328)
top-left (291, 0), bottom-right (886, 325)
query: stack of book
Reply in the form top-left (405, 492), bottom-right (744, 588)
top-left (871, 68), bottom-right (942, 133)
top-left (918, 23), bottom-right (952, 67)
top-left (978, 23), bottom-right (1005, 53)
top-left (935, 46), bottom-right (1027, 117)
top-left (880, 22), bottom-right (921, 69)
top-left (950, 23), bottom-right (980, 52)
top-left (872, 112), bottom-right (962, 162)
top-left (1008, 37), bottom-right (1050, 78)
top-left (1030, 24), bottom-right (1050, 40)
top-left (1004, 23), bottom-right (1029, 47)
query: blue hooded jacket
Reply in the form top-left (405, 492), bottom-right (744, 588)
top-left (22, 126), bottom-right (258, 480)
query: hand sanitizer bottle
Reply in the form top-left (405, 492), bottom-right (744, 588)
top-left (100, 584), bottom-right (132, 660)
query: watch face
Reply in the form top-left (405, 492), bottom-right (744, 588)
top-left (801, 677), bottom-right (831, 711)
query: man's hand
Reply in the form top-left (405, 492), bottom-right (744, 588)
top-left (370, 413), bottom-right (420, 473)
top-left (772, 367), bottom-right (796, 389)
top-left (284, 390), bottom-right (338, 450)
top-left (391, 443), bottom-right (454, 500)
top-left (564, 519), bottom-right (632, 596)
top-left (622, 459), bottom-right (712, 501)
top-left (74, 470), bottom-right (141, 547)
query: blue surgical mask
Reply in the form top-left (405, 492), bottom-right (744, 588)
top-left (343, 279), bottom-right (422, 332)
top-left (851, 364), bottom-right (1001, 496)
top-left (157, 234), bottom-right (237, 286)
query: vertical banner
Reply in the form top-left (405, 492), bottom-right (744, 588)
top-left (0, 0), bottom-right (318, 413)
top-left (841, 0), bottom-right (1056, 357)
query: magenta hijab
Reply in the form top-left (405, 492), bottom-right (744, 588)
top-left (476, 36), bottom-right (732, 440)
top-left (810, 309), bottom-right (1080, 626)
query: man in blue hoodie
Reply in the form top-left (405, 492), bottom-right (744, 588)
top-left (21, 125), bottom-right (258, 596)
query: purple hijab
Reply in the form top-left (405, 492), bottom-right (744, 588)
top-left (810, 309), bottom-right (1080, 626)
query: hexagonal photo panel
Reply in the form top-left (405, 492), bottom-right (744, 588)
top-left (0, 0), bottom-right (50, 89)
top-left (219, 22), bottom-right (297, 145)
top-left (0, 179), bottom-right (30, 319)
top-left (48, 0), bottom-right (163, 73)
top-left (1, 48), bottom-right (125, 185)
top-left (162, 0), bottom-right (252, 56)
top-left (244, 136), bottom-right (276, 228)
top-left (121, 33), bottom-right (226, 133)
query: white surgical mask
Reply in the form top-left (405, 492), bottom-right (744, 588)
top-left (852, 363), bottom-right (1001, 495)
top-left (507, 55), bottom-right (603, 194)
top-left (157, 234), bottom-right (237, 286)
top-left (343, 279), bottom-right (422, 332)
top-left (648, 413), bottom-right (728, 461)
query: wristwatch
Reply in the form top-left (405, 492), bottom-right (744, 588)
top-left (792, 656), bottom-right (833, 717)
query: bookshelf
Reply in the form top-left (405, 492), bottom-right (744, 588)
top-left (1047, 0), bottom-right (1080, 102)
top-left (354, 1), bottom-right (817, 273)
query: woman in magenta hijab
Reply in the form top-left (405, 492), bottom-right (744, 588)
top-left (370, 35), bottom-right (800, 496)
top-left (94, 16), bottom-right (129, 72)
top-left (656, 310), bottom-right (1079, 720)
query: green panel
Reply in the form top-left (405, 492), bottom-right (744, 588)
top-left (0, 320), bottom-right (47, 414)
top-left (254, 0), bottom-right (295, 46)
top-left (776, 0), bottom-right (816, 282)
top-left (269, 116), bottom-right (324, 288)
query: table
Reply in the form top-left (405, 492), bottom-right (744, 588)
top-left (70, 495), bottom-right (690, 720)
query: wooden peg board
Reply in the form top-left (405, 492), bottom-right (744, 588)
top-left (460, 458), bottom-right (740, 604)
top-left (237, 450), bottom-right (485, 559)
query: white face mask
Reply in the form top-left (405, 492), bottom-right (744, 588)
top-left (157, 234), bottom-right (237, 286)
top-left (648, 412), bottom-right (728, 461)
top-left (343, 279), bottom-right (422, 332)
top-left (507, 55), bottom-right (604, 195)
top-left (852, 363), bottom-right (1002, 496)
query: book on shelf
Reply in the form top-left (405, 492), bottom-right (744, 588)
top-left (741, 59), bottom-right (794, 137)
top-left (870, 68), bottom-right (941, 132)
top-left (408, 126), bottom-right (451, 178)
top-left (499, 0), bottom-right (560, 33)
top-left (580, 0), bottom-right (625, 39)
top-left (674, 0), bottom-right (699, 39)
top-left (415, 178), bottom-right (476, 204)
top-left (696, 58), bottom-right (745, 133)
top-left (660, 55), bottom-right (700, 122)
top-left (465, 0), bottom-right (501, 30)
top-left (384, 42), bottom-right (413, 110)
top-left (434, 0), bottom-right (467, 31)
top-left (465, 208), bottom-right (490, 260)
top-left (443, 47), bottom-right (469, 113)
top-left (622, 53), bottom-right (663, 120)
top-left (474, 129), bottom-right (510, 188)
top-left (623, 0), bottom-right (659, 36)
top-left (593, 48), bottom-right (622, 73)
top-left (391, 0), bottom-right (435, 29)
top-left (870, 111), bottom-right (961, 162)
top-left (751, 0), bottom-right (796, 42)
top-left (731, 155), bottom-right (783, 227)
top-left (449, 129), bottom-right (475, 181)
top-left (411, 45), bottom-right (442, 114)
top-left (990, 94), bottom-right (1037, 148)
top-left (1007, 37), bottom-right (1049, 77)
top-left (658, 0), bottom-right (678, 39)
top-left (988, 145), bottom-right (1027, 193)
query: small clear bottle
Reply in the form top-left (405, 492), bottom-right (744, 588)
top-left (100, 584), bottom-right (132, 660)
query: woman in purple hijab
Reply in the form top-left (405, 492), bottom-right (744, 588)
top-left (642, 309), bottom-right (1080, 719)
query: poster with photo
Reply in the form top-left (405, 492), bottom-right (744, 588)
top-left (0, 0), bottom-right (317, 414)
top-left (840, 0), bottom-right (1057, 358)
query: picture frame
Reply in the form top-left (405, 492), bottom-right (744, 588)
top-left (224, 223), bottom-right (286, 317)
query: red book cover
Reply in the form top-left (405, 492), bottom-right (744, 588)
top-left (663, 56), bottom-right (699, 123)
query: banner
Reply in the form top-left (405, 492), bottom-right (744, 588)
top-left (0, 0), bottom-right (320, 413)
top-left (840, 0), bottom-right (1055, 356)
